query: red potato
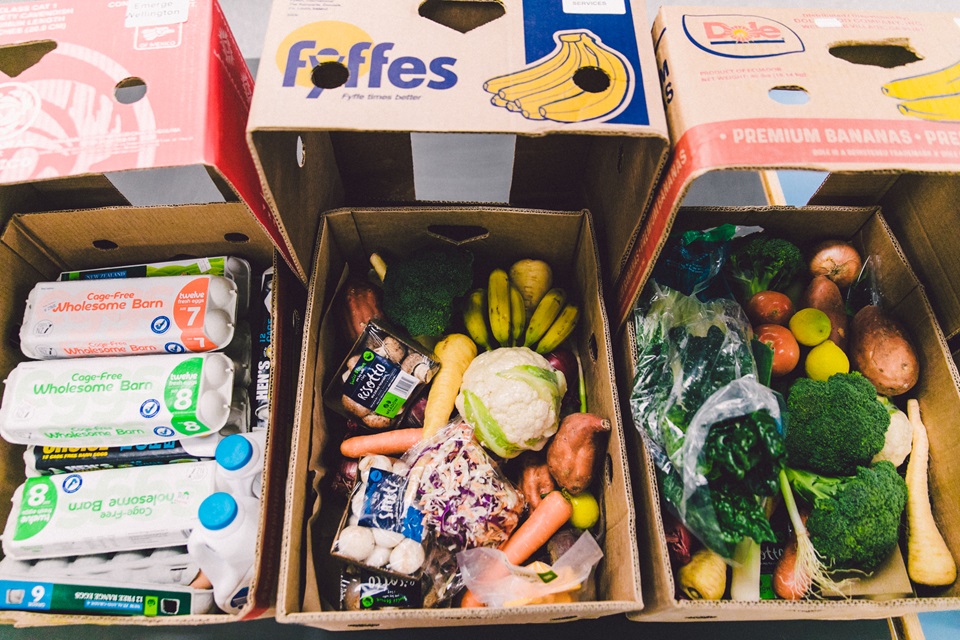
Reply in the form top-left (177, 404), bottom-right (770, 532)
top-left (801, 276), bottom-right (848, 350)
top-left (850, 306), bottom-right (919, 396)
top-left (809, 240), bottom-right (863, 289)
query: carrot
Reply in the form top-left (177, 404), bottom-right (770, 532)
top-left (459, 590), bottom-right (485, 608)
top-left (500, 490), bottom-right (573, 565)
top-left (905, 399), bottom-right (957, 586)
top-left (339, 428), bottom-right (423, 458)
top-left (459, 490), bottom-right (573, 608)
top-left (773, 528), bottom-right (809, 600)
top-left (422, 334), bottom-right (477, 439)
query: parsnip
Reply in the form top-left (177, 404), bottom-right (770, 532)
top-left (905, 399), bottom-right (957, 586)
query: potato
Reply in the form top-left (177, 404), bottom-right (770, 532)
top-left (850, 305), bottom-right (919, 396)
top-left (801, 275), bottom-right (848, 350)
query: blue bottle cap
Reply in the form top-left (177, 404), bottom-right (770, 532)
top-left (198, 492), bottom-right (238, 531)
top-left (216, 434), bottom-right (254, 472)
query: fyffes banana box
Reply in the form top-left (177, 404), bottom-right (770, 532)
top-left (19, 276), bottom-right (238, 360)
top-left (1, 461), bottom-right (217, 560)
top-left (0, 354), bottom-right (236, 447)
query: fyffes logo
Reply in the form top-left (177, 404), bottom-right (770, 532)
top-left (682, 14), bottom-right (804, 59)
top-left (277, 21), bottom-right (458, 98)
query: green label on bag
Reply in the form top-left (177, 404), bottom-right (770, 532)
top-left (14, 477), bottom-right (57, 540)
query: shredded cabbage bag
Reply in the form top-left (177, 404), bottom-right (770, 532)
top-left (630, 283), bottom-right (785, 558)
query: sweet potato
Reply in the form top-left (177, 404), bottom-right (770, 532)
top-left (801, 275), bottom-right (848, 350)
top-left (518, 451), bottom-right (555, 510)
top-left (338, 278), bottom-right (383, 343)
top-left (850, 305), bottom-right (919, 396)
top-left (546, 413), bottom-right (611, 495)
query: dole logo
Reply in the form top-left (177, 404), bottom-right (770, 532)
top-left (277, 21), bottom-right (457, 98)
top-left (682, 14), bottom-right (804, 59)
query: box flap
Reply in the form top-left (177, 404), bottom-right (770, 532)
top-left (248, 0), bottom-right (670, 285)
top-left (613, 6), bottom-right (960, 326)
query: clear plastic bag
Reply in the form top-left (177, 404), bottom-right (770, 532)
top-left (457, 531), bottom-right (603, 607)
top-left (630, 284), bottom-right (785, 558)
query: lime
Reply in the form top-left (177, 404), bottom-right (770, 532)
top-left (805, 340), bottom-right (850, 381)
top-left (566, 491), bottom-right (600, 530)
top-left (789, 308), bottom-right (832, 347)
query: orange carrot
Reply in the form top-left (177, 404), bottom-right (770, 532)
top-left (773, 531), bottom-right (809, 600)
top-left (460, 490), bottom-right (573, 608)
top-left (339, 428), bottom-right (423, 458)
top-left (501, 490), bottom-right (573, 565)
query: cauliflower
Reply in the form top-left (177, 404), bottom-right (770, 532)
top-left (872, 396), bottom-right (913, 467)
top-left (455, 347), bottom-right (567, 459)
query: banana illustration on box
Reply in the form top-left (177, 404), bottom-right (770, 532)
top-left (484, 30), bottom-right (632, 123)
top-left (883, 60), bottom-right (960, 123)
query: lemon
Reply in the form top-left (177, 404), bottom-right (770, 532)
top-left (805, 340), bottom-right (850, 381)
top-left (789, 308), bottom-right (832, 347)
top-left (566, 491), bottom-right (600, 530)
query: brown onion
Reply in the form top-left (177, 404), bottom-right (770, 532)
top-left (808, 240), bottom-right (862, 289)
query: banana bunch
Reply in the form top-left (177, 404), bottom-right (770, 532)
top-left (483, 30), bottom-right (631, 124)
top-left (463, 260), bottom-right (579, 354)
top-left (883, 60), bottom-right (960, 122)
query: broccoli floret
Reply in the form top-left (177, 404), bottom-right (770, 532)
top-left (786, 462), bottom-right (907, 572)
top-left (786, 373), bottom-right (889, 476)
top-left (727, 236), bottom-right (803, 299)
top-left (382, 247), bottom-right (473, 336)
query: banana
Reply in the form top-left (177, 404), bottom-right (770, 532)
top-left (499, 39), bottom-right (582, 103)
top-left (535, 304), bottom-right (580, 354)
top-left (539, 34), bottom-right (631, 123)
top-left (509, 284), bottom-right (526, 347)
top-left (882, 60), bottom-right (960, 101)
top-left (463, 288), bottom-right (493, 352)
top-left (509, 258), bottom-right (553, 320)
top-left (896, 94), bottom-right (960, 123)
top-left (524, 288), bottom-right (566, 348)
top-left (487, 269), bottom-right (511, 347)
top-left (484, 33), bottom-right (584, 96)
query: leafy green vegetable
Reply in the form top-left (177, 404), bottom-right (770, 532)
top-left (785, 462), bottom-right (907, 571)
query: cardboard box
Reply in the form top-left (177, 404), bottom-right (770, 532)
top-left (245, 0), bottom-right (670, 628)
top-left (285, 206), bottom-right (638, 629)
top-left (611, 6), bottom-right (960, 621)
top-left (0, 0), bottom-right (290, 268)
top-left (0, 0), bottom-right (307, 625)
top-left (247, 0), bottom-right (669, 285)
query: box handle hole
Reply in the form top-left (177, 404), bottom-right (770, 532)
top-left (0, 39), bottom-right (57, 78)
top-left (828, 42), bottom-right (921, 68)
top-left (768, 86), bottom-right (809, 106)
top-left (347, 623), bottom-right (381, 628)
top-left (114, 77), bottom-right (147, 104)
top-left (573, 67), bottom-right (610, 93)
top-left (311, 61), bottom-right (349, 89)
top-left (92, 239), bottom-right (118, 251)
top-left (224, 233), bottom-right (250, 244)
top-left (427, 224), bottom-right (489, 245)
top-left (419, 0), bottom-right (505, 34)
top-left (296, 135), bottom-right (306, 168)
top-left (550, 615), bottom-right (579, 622)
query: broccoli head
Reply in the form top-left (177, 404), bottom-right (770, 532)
top-left (786, 462), bottom-right (907, 572)
top-left (382, 247), bottom-right (473, 337)
top-left (727, 236), bottom-right (803, 299)
top-left (786, 372), bottom-right (889, 476)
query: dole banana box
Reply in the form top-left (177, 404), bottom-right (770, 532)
top-left (611, 6), bottom-right (960, 622)
top-left (0, 0), bottom-right (309, 626)
top-left (248, 0), bottom-right (669, 292)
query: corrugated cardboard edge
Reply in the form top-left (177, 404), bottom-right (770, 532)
top-left (275, 206), bottom-right (642, 630)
